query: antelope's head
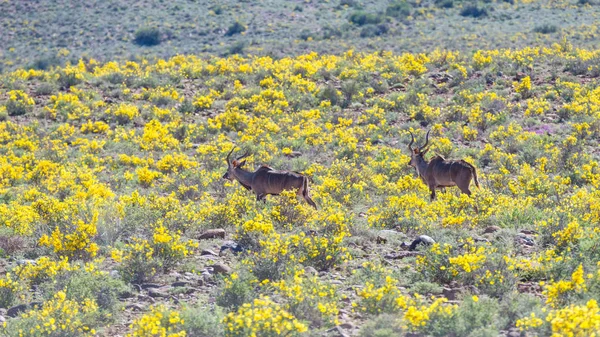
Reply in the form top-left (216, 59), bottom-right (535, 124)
top-left (222, 148), bottom-right (249, 181)
top-left (407, 129), bottom-right (431, 168)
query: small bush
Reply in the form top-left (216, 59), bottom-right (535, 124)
top-left (322, 25), bottom-right (343, 39)
top-left (134, 27), bottom-right (162, 46)
top-left (436, 0), bottom-right (455, 8)
top-left (216, 271), bottom-right (257, 311)
top-left (225, 21), bottom-right (246, 36)
top-left (534, 24), bottom-right (558, 34)
top-left (299, 29), bottom-right (316, 41)
top-left (460, 4), bottom-right (488, 18)
top-left (35, 82), bottom-right (57, 96)
top-left (359, 314), bottom-right (406, 337)
top-left (360, 24), bottom-right (389, 37)
top-left (386, 1), bottom-right (412, 19)
top-left (227, 41), bottom-right (246, 55)
top-left (349, 11), bottom-right (384, 25)
top-left (318, 85), bottom-right (341, 106)
top-left (181, 305), bottom-right (226, 337)
top-left (41, 270), bottom-right (129, 315)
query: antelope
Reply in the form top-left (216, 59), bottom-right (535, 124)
top-left (222, 148), bottom-right (318, 209)
top-left (407, 130), bottom-right (480, 201)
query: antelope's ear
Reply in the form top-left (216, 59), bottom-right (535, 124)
top-left (232, 160), bottom-right (239, 167)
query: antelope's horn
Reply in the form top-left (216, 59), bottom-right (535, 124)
top-left (226, 147), bottom-right (236, 167)
top-left (420, 129), bottom-right (431, 151)
top-left (408, 131), bottom-right (415, 151)
top-left (236, 151), bottom-right (250, 161)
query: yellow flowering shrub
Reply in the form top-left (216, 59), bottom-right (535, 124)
top-left (127, 305), bottom-right (186, 337)
top-left (223, 296), bottom-right (308, 337)
top-left (0, 291), bottom-right (99, 337)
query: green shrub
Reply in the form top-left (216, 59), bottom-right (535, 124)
top-left (534, 24), bottom-right (558, 34)
top-left (386, 1), bottom-right (412, 19)
top-left (181, 305), bottom-right (226, 337)
top-left (360, 24), bottom-right (389, 38)
top-left (358, 314), bottom-right (406, 337)
top-left (216, 271), bottom-right (257, 311)
top-left (349, 11), bottom-right (384, 25)
top-left (225, 21), bottom-right (246, 36)
top-left (134, 27), bottom-right (162, 46)
top-left (460, 5), bottom-right (488, 18)
top-left (41, 270), bottom-right (129, 315)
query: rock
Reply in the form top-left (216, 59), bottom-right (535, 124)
top-left (516, 233), bottom-right (535, 246)
top-left (148, 289), bottom-right (169, 298)
top-left (198, 229), bottom-right (226, 240)
top-left (284, 151), bottom-right (302, 158)
top-left (109, 270), bottom-right (120, 278)
top-left (442, 287), bottom-right (465, 301)
top-left (330, 280), bottom-right (343, 285)
top-left (339, 322), bottom-right (354, 330)
top-left (141, 283), bottom-right (162, 289)
top-left (125, 303), bottom-right (145, 311)
top-left (304, 266), bottom-right (318, 275)
top-left (376, 236), bottom-right (387, 244)
top-left (384, 251), bottom-right (421, 260)
top-left (520, 229), bottom-right (537, 235)
top-left (401, 235), bottom-right (435, 251)
top-left (0, 315), bottom-right (5, 323)
top-left (118, 291), bottom-right (135, 299)
top-left (201, 249), bottom-right (219, 257)
top-left (7, 304), bottom-right (29, 317)
top-left (335, 326), bottom-right (350, 337)
top-left (219, 241), bottom-right (243, 255)
top-left (16, 259), bottom-right (35, 266)
top-left (483, 226), bottom-right (500, 234)
top-left (358, 212), bottom-right (367, 218)
top-left (172, 281), bottom-right (191, 288)
top-left (210, 263), bottom-right (232, 275)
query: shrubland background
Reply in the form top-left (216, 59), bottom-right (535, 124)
top-left (2, 0), bottom-right (600, 336)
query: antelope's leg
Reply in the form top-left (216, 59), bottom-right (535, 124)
top-left (429, 187), bottom-right (436, 201)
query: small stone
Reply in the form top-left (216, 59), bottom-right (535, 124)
top-left (125, 303), bottom-right (145, 311)
top-left (109, 270), bottom-right (120, 278)
top-left (141, 283), bottom-right (162, 289)
top-left (118, 291), bottom-right (135, 299)
top-left (330, 280), bottom-right (343, 285)
top-left (0, 315), bottom-right (5, 323)
top-left (16, 259), bottom-right (35, 266)
top-left (198, 229), bottom-right (226, 240)
top-left (483, 226), bottom-right (501, 234)
top-left (219, 241), bottom-right (243, 255)
top-left (148, 289), bottom-right (169, 298)
top-left (442, 287), bottom-right (463, 301)
top-left (384, 251), bottom-right (421, 260)
top-left (210, 263), bottom-right (232, 275)
top-left (7, 304), bottom-right (29, 317)
top-left (201, 249), bottom-right (219, 256)
top-left (339, 322), bottom-right (354, 330)
top-left (304, 266), bottom-right (318, 275)
top-left (284, 151), bottom-right (302, 158)
top-left (172, 281), bottom-right (191, 288)
top-left (520, 229), bottom-right (537, 235)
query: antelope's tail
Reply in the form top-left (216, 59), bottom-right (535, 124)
top-left (302, 176), bottom-right (318, 210)
top-left (469, 162), bottom-right (480, 188)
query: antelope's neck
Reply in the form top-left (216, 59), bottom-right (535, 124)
top-left (416, 158), bottom-right (429, 181)
top-left (232, 167), bottom-right (254, 186)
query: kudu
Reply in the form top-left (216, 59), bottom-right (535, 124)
top-left (222, 148), bottom-right (318, 209)
top-left (407, 130), bottom-right (480, 201)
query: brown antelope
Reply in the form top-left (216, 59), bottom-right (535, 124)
top-left (222, 148), bottom-right (318, 209)
top-left (407, 130), bottom-right (480, 201)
